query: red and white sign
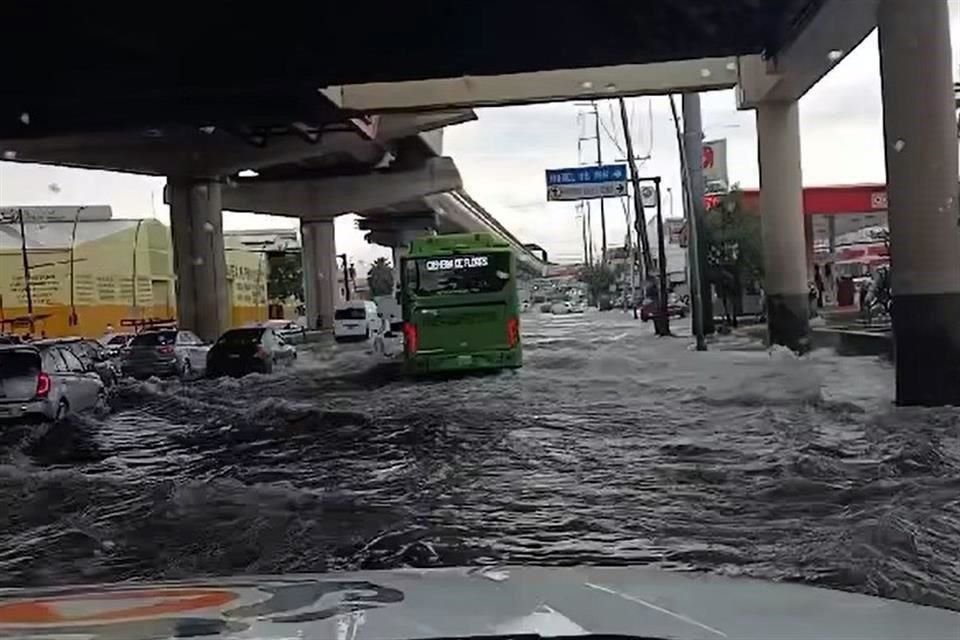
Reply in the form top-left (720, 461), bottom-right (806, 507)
top-left (702, 139), bottom-right (728, 188)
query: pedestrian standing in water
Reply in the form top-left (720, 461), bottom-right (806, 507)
top-left (813, 264), bottom-right (825, 308)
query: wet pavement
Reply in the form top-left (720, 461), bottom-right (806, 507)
top-left (1, 311), bottom-right (958, 611)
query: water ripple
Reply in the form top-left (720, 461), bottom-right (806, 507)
top-left (1, 313), bottom-right (958, 612)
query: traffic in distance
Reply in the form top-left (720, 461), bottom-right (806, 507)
top-left (0, 232), bottom-right (527, 426)
top-left (0, 225), bottom-right (699, 428)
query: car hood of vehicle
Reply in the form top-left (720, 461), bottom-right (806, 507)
top-left (0, 566), bottom-right (956, 640)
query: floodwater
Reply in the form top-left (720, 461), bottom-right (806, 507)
top-left (1, 312), bottom-right (959, 612)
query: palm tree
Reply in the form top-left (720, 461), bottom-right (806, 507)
top-left (367, 257), bottom-right (395, 296)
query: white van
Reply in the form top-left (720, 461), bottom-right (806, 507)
top-left (333, 300), bottom-right (383, 342)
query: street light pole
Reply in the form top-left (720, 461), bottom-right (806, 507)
top-left (618, 97), bottom-right (654, 278)
top-left (592, 101), bottom-right (608, 264)
top-left (670, 95), bottom-right (708, 351)
top-left (682, 93), bottom-right (715, 335)
top-left (652, 178), bottom-right (671, 337)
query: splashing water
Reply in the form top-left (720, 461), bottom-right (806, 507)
top-left (1, 313), bottom-right (958, 611)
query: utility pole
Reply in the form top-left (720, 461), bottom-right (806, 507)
top-left (576, 203), bottom-right (591, 266)
top-left (682, 93), bottom-right (715, 335)
top-left (338, 253), bottom-right (351, 301)
top-left (669, 95), bottom-right (707, 350)
top-left (651, 178), bottom-right (671, 337)
top-left (17, 209), bottom-right (35, 333)
top-left (592, 101), bottom-right (608, 263)
top-left (617, 98), bottom-right (654, 279)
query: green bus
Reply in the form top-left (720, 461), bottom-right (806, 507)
top-left (400, 233), bottom-right (522, 373)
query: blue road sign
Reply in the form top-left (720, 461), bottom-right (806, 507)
top-left (545, 164), bottom-right (628, 201)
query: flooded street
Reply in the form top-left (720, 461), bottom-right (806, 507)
top-left (1, 312), bottom-right (959, 611)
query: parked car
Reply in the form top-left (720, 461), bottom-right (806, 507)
top-left (35, 337), bottom-right (120, 388)
top-left (99, 332), bottom-right (134, 357)
top-left (206, 327), bottom-right (297, 377)
top-left (640, 295), bottom-right (689, 322)
top-left (121, 329), bottom-right (209, 379)
top-left (0, 343), bottom-right (105, 424)
top-left (333, 300), bottom-right (383, 342)
top-left (551, 301), bottom-right (584, 315)
top-left (260, 319), bottom-right (308, 344)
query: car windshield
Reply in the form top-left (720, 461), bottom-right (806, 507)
top-left (130, 331), bottom-right (177, 346)
top-left (407, 253), bottom-right (511, 295)
top-left (2, 5), bottom-right (959, 637)
top-left (217, 328), bottom-right (264, 346)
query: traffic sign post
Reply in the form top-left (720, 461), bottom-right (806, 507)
top-left (545, 164), bottom-right (628, 201)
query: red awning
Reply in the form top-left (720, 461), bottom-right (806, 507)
top-left (737, 184), bottom-right (887, 216)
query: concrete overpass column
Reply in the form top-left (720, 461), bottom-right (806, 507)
top-left (389, 229), bottom-right (425, 292)
top-left (878, 0), bottom-right (960, 406)
top-left (301, 219), bottom-right (338, 330)
top-left (391, 246), bottom-right (407, 292)
top-left (756, 100), bottom-right (810, 352)
top-left (167, 178), bottom-right (229, 342)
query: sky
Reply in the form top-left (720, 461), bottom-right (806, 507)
top-left (1, 3), bottom-right (958, 268)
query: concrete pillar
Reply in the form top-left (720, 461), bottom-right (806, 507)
top-left (391, 245), bottom-right (407, 293)
top-left (827, 215), bottom-right (837, 254)
top-left (878, 0), bottom-right (960, 406)
top-left (167, 178), bottom-right (229, 342)
top-left (301, 219), bottom-right (338, 330)
top-left (803, 215), bottom-right (815, 280)
top-left (756, 100), bottom-right (810, 352)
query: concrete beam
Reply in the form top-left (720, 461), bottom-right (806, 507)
top-left (738, 0), bottom-right (879, 108)
top-left (424, 190), bottom-right (548, 276)
top-left (324, 58), bottom-right (739, 111)
top-left (4, 128), bottom-right (384, 179)
top-left (375, 111), bottom-right (476, 141)
top-left (219, 156), bottom-right (462, 219)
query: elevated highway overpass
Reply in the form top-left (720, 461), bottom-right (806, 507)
top-left (2, 1), bottom-right (956, 404)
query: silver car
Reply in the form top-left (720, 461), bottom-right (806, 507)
top-left (121, 329), bottom-right (209, 379)
top-left (0, 343), bottom-right (106, 424)
top-left (260, 319), bottom-right (308, 344)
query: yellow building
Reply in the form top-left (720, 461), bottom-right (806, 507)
top-left (1, 210), bottom-right (267, 338)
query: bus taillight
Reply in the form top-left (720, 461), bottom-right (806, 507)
top-left (403, 322), bottom-right (419, 354)
top-left (506, 316), bottom-right (520, 348)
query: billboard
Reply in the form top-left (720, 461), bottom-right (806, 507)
top-left (702, 139), bottom-right (728, 193)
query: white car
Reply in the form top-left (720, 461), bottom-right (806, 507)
top-left (260, 319), bottom-right (308, 344)
top-left (334, 300), bottom-right (384, 342)
top-left (550, 301), bottom-right (573, 315)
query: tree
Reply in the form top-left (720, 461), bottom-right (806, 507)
top-left (578, 263), bottom-right (618, 305)
top-left (367, 257), bottom-right (395, 296)
top-left (702, 189), bottom-right (763, 327)
top-left (267, 251), bottom-right (303, 302)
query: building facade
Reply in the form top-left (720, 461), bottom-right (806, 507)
top-left (1, 210), bottom-right (266, 338)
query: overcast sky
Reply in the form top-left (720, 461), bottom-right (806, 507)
top-left (2, 4), bottom-right (958, 268)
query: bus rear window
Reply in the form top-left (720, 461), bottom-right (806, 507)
top-left (407, 253), bottom-right (511, 295)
